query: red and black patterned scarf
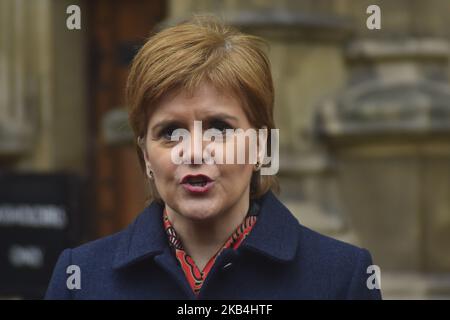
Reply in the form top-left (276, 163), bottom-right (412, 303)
top-left (162, 201), bottom-right (259, 296)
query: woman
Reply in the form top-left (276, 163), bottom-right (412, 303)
top-left (46, 16), bottom-right (381, 300)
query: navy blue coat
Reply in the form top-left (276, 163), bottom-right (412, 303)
top-left (45, 191), bottom-right (382, 299)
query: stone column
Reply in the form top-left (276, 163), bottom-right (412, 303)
top-left (0, 0), bottom-right (87, 175)
top-left (0, 0), bottom-right (37, 161)
top-left (316, 0), bottom-right (450, 299)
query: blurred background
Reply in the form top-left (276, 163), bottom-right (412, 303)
top-left (0, 0), bottom-right (450, 299)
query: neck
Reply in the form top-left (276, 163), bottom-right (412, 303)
top-left (165, 187), bottom-right (250, 270)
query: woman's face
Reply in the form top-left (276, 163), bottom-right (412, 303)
top-left (142, 83), bottom-right (257, 221)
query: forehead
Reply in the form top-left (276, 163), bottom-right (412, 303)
top-left (148, 83), bottom-right (248, 124)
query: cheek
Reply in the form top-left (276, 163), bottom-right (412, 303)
top-left (220, 164), bottom-right (253, 187)
top-left (229, 135), bottom-right (257, 164)
top-left (148, 145), bottom-right (177, 179)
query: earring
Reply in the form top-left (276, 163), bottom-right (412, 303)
top-left (255, 161), bottom-right (261, 171)
top-left (146, 164), bottom-right (153, 179)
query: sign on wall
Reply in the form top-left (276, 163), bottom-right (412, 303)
top-left (0, 173), bottom-right (83, 299)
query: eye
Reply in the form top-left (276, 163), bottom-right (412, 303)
top-left (209, 120), bottom-right (233, 134)
top-left (159, 125), bottom-right (180, 140)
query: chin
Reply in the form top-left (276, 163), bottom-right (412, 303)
top-left (178, 197), bottom-right (223, 221)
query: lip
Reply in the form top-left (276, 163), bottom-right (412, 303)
top-left (180, 174), bottom-right (215, 194)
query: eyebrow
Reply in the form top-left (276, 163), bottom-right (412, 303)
top-left (203, 113), bottom-right (239, 123)
top-left (150, 112), bottom-right (239, 133)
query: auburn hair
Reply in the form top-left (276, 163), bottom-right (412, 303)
top-left (126, 15), bottom-right (279, 203)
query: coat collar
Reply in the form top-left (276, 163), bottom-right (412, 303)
top-left (113, 190), bottom-right (299, 270)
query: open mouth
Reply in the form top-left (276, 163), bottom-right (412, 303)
top-left (180, 174), bottom-right (214, 193)
top-left (187, 178), bottom-right (208, 187)
top-left (181, 174), bottom-right (212, 186)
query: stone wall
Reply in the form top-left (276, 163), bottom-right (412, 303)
top-left (0, 0), bottom-right (87, 175)
top-left (164, 0), bottom-right (450, 299)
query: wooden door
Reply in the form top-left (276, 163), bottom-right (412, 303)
top-left (87, 0), bottom-right (166, 238)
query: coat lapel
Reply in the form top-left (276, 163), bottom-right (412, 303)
top-left (112, 190), bottom-right (299, 294)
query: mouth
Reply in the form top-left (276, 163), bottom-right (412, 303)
top-left (180, 174), bottom-right (215, 194)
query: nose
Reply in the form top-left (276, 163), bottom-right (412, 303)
top-left (180, 121), bottom-right (213, 165)
top-left (187, 131), bottom-right (205, 165)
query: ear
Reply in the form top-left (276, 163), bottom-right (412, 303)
top-left (137, 136), bottom-right (153, 172)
